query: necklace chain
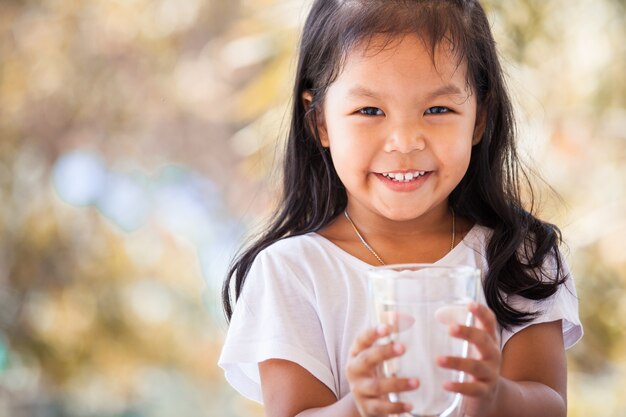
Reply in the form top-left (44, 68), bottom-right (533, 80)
top-left (343, 208), bottom-right (456, 266)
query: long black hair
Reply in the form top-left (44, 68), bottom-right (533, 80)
top-left (222, 0), bottom-right (567, 329)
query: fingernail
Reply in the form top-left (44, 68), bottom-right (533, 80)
top-left (405, 403), bottom-right (414, 412)
top-left (377, 324), bottom-right (388, 335)
top-left (393, 343), bottom-right (403, 354)
top-left (408, 378), bottom-right (419, 388)
top-left (450, 324), bottom-right (460, 334)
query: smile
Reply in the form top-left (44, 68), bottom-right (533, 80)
top-left (381, 171), bottom-right (428, 182)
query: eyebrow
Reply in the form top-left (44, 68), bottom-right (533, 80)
top-left (346, 84), bottom-right (465, 100)
top-left (426, 84), bottom-right (464, 100)
top-left (347, 86), bottom-right (385, 100)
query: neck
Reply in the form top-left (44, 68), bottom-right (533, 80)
top-left (344, 200), bottom-right (452, 239)
top-left (342, 201), bottom-right (457, 265)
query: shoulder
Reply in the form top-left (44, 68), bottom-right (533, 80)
top-left (457, 224), bottom-right (493, 259)
top-left (462, 224), bottom-right (568, 265)
top-left (249, 232), bottom-right (364, 287)
top-left (463, 224), bottom-right (493, 247)
top-left (466, 223), bottom-right (572, 277)
top-left (262, 232), bottom-right (322, 252)
top-left (250, 234), bottom-right (322, 279)
top-left (239, 233), bottom-right (368, 313)
top-left (237, 235), bottom-right (327, 305)
top-left (257, 232), bottom-right (337, 266)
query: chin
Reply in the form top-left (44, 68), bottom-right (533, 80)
top-left (378, 207), bottom-right (424, 222)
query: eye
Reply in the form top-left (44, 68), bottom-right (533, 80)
top-left (425, 106), bottom-right (451, 115)
top-left (358, 107), bottom-right (385, 116)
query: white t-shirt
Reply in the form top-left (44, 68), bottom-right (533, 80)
top-left (218, 225), bottom-right (583, 404)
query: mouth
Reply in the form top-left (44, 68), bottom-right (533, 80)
top-left (378, 170), bottom-right (430, 183)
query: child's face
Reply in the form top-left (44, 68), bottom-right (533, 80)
top-left (314, 34), bottom-right (482, 222)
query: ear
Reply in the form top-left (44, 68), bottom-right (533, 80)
top-left (472, 107), bottom-right (487, 145)
top-left (302, 90), bottom-right (330, 148)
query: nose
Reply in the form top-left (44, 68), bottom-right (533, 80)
top-left (384, 123), bottom-right (426, 153)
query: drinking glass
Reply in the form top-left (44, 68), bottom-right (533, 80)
top-left (368, 264), bottom-right (480, 417)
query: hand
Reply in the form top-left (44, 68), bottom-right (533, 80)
top-left (436, 303), bottom-right (501, 417)
top-left (346, 325), bottom-right (420, 417)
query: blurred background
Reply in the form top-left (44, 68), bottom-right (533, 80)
top-left (0, 0), bottom-right (624, 416)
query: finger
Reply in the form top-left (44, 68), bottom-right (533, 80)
top-left (349, 342), bottom-right (405, 378)
top-left (355, 377), bottom-right (420, 397)
top-left (443, 380), bottom-right (492, 397)
top-left (349, 325), bottom-right (389, 357)
top-left (361, 397), bottom-right (413, 416)
top-left (469, 303), bottom-right (497, 340)
top-left (436, 356), bottom-right (495, 381)
top-left (449, 324), bottom-right (499, 361)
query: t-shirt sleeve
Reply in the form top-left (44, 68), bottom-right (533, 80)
top-left (218, 249), bottom-right (335, 403)
top-left (500, 251), bottom-right (583, 350)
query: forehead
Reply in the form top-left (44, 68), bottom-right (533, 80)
top-left (333, 33), bottom-right (469, 91)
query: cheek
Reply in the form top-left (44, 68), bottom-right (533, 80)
top-left (326, 121), bottom-right (372, 155)
top-left (449, 137), bottom-right (473, 160)
top-left (435, 136), bottom-right (473, 179)
top-left (449, 144), bottom-right (473, 179)
top-left (326, 126), bottom-right (376, 183)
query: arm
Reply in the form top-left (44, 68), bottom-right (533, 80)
top-left (487, 319), bottom-right (567, 417)
top-left (259, 359), bottom-right (360, 417)
top-left (260, 315), bottom-right (567, 417)
top-left (439, 303), bottom-right (567, 417)
top-left (259, 326), bottom-right (417, 417)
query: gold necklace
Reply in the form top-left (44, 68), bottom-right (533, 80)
top-left (343, 208), bottom-right (456, 266)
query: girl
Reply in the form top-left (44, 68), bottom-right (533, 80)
top-left (219, 1), bottom-right (582, 416)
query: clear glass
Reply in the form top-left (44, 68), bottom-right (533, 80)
top-left (368, 264), bottom-right (481, 417)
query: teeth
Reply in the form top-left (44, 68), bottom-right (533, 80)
top-left (382, 171), bottom-right (426, 182)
